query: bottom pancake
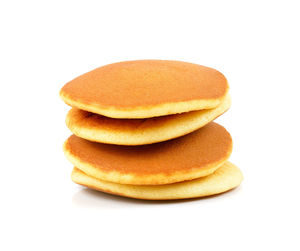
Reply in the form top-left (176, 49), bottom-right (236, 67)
top-left (71, 162), bottom-right (243, 200)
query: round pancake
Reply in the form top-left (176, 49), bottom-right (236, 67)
top-left (60, 60), bottom-right (229, 118)
top-left (63, 122), bottom-right (232, 185)
top-left (71, 162), bottom-right (243, 200)
top-left (66, 93), bottom-right (231, 145)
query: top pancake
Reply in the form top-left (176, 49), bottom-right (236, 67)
top-left (60, 60), bottom-right (229, 118)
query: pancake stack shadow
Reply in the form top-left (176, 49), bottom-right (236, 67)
top-left (60, 60), bottom-right (243, 200)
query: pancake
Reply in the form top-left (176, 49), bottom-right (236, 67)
top-left (65, 93), bottom-right (231, 145)
top-left (71, 161), bottom-right (243, 200)
top-left (60, 60), bottom-right (229, 118)
top-left (63, 122), bottom-right (232, 185)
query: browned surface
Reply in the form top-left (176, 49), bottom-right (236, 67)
top-left (67, 107), bottom-right (202, 131)
top-left (64, 122), bottom-right (232, 176)
top-left (60, 60), bottom-right (228, 109)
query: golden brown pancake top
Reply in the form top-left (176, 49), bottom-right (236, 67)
top-left (64, 122), bottom-right (232, 176)
top-left (60, 60), bottom-right (228, 109)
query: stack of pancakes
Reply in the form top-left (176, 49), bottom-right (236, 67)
top-left (60, 60), bottom-right (243, 200)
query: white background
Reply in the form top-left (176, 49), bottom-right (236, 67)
top-left (1, 1), bottom-right (299, 250)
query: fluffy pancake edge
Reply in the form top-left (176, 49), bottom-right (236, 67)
top-left (71, 161), bottom-right (243, 200)
top-left (60, 88), bottom-right (229, 119)
top-left (66, 93), bottom-right (231, 145)
top-left (63, 139), bottom-right (232, 185)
